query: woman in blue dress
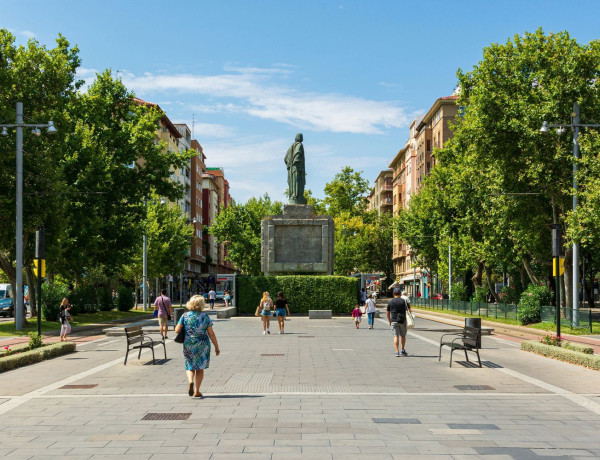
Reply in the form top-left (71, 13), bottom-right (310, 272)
top-left (174, 295), bottom-right (220, 398)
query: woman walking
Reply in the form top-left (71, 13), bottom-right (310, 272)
top-left (259, 291), bottom-right (273, 335)
top-left (365, 293), bottom-right (377, 329)
top-left (274, 291), bottom-right (291, 334)
top-left (223, 290), bottom-right (231, 307)
top-left (59, 298), bottom-right (72, 341)
top-left (174, 295), bottom-right (220, 398)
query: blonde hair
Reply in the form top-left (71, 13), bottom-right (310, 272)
top-left (186, 295), bottom-right (206, 311)
top-left (60, 298), bottom-right (69, 307)
top-left (261, 291), bottom-right (271, 303)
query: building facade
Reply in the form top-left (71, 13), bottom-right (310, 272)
top-left (367, 168), bottom-right (393, 214)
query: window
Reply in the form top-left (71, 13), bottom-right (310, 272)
top-left (426, 140), bottom-right (431, 152)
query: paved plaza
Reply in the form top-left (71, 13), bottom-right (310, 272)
top-left (1, 314), bottom-right (600, 459)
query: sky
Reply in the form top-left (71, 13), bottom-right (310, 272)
top-left (4, 0), bottom-right (600, 203)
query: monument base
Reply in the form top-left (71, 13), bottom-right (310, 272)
top-left (261, 205), bottom-right (334, 276)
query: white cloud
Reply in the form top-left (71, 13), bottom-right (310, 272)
top-left (122, 67), bottom-right (412, 135)
top-left (190, 123), bottom-right (235, 139)
top-left (20, 30), bottom-right (36, 39)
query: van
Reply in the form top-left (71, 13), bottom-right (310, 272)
top-left (0, 283), bottom-right (13, 317)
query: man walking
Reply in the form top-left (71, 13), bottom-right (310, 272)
top-left (387, 288), bottom-right (412, 357)
top-left (208, 288), bottom-right (216, 309)
top-left (154, 288), bottom-right (172, 339)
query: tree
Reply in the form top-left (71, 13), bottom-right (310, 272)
top-left (323, 166), bottom-right (370, 217)
top-left (0, 31), bottom-right (81, 318)
top-left (209, 194), bottom-right (283, 275)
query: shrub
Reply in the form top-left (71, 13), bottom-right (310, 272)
top-left (97, 287), bottom-right (114, 311)
top-left (451, 283), bottom-right (469, 301)
top-left (540, 334), bottom-right (562, 346)
top-left (70, 284), bottom-right (98, 315)
top-left (28, 332), bottom-right (43, 350)
top-left (41, 283), bottom-right (69, 321)
top-left (472, 286), bottom-right (488, 303)
top-left (517, 284), bottom-right (552, 325)
top-left (562, 341), bottom-right (594, 355)
top-left (116, 286), bottom-right (134, 311)
top-left (237, 276), bottom-right (358, 315)
top-left (498, 285), bottom-right (520, 305)
top-left (0, 342), bottom-right (76, 373)
top-left (521, 340), bottom-right (600, 370)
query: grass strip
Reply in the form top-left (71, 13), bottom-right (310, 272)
top-left (0, 342), bottom-right (76, 373)
top-left (521, 340), bottom-right (600, 370)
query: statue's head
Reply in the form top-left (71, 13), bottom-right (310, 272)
top-left (295, 133), bottom-right (303, 142)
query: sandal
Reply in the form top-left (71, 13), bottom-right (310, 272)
top-left (193, 393), bottom-right (203, 398)
top-left (188, 382), bottom-right (194, 396)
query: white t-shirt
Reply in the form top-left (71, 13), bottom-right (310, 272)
top-left (365, 298), bottom-right (377, 313)
top-left (208, 290), bottom-right (216, 300)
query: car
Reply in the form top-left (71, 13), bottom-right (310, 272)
top-left (0, 283), bottom-right (14, 317)
top-left (432, 293), bottom-right (443, 300)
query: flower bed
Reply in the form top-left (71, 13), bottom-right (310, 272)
top-left (0, 342), bottom-right (76, 373)
top-left (521, 340), bottom-right (600, 370)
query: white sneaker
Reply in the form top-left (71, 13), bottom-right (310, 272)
top-left (263, 331), bottom-right (266, 335)
top-left (267, 329), bottom-right (270, 334)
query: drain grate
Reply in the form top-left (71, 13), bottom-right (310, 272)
top-left (59, 384), bottom-right (97, 389)
top-left (297, 336), bottom-right (315, 338)
top-left (455, 385), bottom-right (495, 391)
top-left (261, 354), bottom-right (285, 356)
top-left (142, 413), bottom-right (191, 421)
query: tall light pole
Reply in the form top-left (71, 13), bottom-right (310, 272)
top-left (541, 102), bottom-right (600, 325)
top-left (1, 102), bottom-right (56, 331)
top-left (142, 198), bottom-right (148, 311)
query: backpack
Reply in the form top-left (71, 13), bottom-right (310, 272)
top-left (58, 310), bottom-right (66, 324)
top-left (390, 298), bottom-right (406, 323)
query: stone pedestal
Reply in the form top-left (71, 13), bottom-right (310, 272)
top-left (261, 205), bottom-right (334, 276)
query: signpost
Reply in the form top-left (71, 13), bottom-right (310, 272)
top-left (35, 226), bottom-right (46, 335)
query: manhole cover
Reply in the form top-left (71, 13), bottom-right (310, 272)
top-left (59, 384), bottom-right (98, 389)
top-left (141, 413), bottom-right (191, 421)
top-left (261, 354), bottom-right (285, 356)
top-left (455, 385), bottom-right (495, 391)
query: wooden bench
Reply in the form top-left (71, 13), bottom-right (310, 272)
top-left (124, 326), bottom-right (166, 365)
top-left (438, 326), bottom-right (482, 367)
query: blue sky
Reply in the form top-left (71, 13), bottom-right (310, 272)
top-left (4, 0), bottom-right (600, 202)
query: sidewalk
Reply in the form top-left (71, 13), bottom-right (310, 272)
top-left (1, 314), bottom-right (600, 458)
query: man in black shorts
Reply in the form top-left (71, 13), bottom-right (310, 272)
top-left (387, 288), bottom-right (412, 357)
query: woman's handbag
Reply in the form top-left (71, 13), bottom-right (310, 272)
top-left (174, 326), bottom-right (185, 343)
top-left (255, 306), bottom-right (261, 317)
top-left (406, 311), bottom-right (415, 329)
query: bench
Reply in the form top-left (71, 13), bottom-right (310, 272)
top-left (124, 326), bottom-right (166, 365)
top-left (309, 310), bottom-right (332, 319)
top-left (438, 326), bottom-right (482, 367)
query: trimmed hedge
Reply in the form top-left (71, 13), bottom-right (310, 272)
top-left (237, 276), bottom-right (358, 316)
top-left (562, 341), bottom-right (594, 355)
top-left (521, 340), bottom-right (600, 370)
top-left (0, 342), bottom-right (76, 373)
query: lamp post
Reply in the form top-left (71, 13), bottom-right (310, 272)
top-left (541, 102), bottom-right (600, 325)
top-left (1, 102), bottom-right (56, 331)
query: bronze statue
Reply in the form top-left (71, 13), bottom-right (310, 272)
top-left (284, 133), bottom-right (307, 205)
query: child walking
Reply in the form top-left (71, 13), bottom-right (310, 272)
top-left (351, 304), bottom-right (363, 329)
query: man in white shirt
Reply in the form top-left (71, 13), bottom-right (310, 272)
top-left (208, 288), bottom-right (216, 309)
top-left (364, 294), bottom-right (377, 329)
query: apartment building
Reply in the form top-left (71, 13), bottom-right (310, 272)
top-left (366, 169), bottom-right (393, 214)
top-left (190, 139), bottom-right (206, 281)
top-left (205, 168), bottom-right (235, 274)
top-left (202, 172), bottom-right (219, 276)
top-left (391, 96), bottom-right (458, 297)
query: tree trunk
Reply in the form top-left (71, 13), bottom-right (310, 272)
top-left (519, 265), bottom-right (528, 290)
top-left (484, 265), bottom-right (499, 303)
top-left (471, 261), bottom-right (484, 287)
top-left (521, 255), bottom-right (541, 286)
top-left (25, 264), bottom-right (37, 317)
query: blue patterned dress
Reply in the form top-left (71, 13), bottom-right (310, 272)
top-left (178, 311), bottom-right (213, 370)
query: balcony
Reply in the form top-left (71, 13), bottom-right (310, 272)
top-left (380, 183), bottom-right (393, 192)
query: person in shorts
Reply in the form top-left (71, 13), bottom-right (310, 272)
top-left (387, 288), bottom-right (412, 357)
top-left (154, 289), bottom-right (172, 339)
top-left (274, 291), bottom-right (290, 334)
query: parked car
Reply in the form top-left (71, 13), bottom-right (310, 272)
top-left (432, 293), bottom-right (443, 300)
top-left (0, 283), bottom-right (14, 317)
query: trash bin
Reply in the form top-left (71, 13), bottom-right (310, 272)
top-left (464, 317), bottom-right (482, 348)
top-left (173, 308), bottom-right (186, 328)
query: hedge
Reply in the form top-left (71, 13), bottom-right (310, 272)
top-left (521, 340), bottom-right (600, 370)
top-left (236, 275), bottom-right (358, 315)
top-left (562, 341), bottom-right (594, 355)
top-left (0, 342), bottom-right (76, 373)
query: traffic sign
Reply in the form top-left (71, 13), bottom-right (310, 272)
top-left (553, 257), bottom-right (565, 276)
top-left (33, 259), bottom-right (46, 278)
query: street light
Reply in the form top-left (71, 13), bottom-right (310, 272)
top-left (540, 102), bottom-right (600, 325)
top-left (0, 102), bottom-right (56, 331)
